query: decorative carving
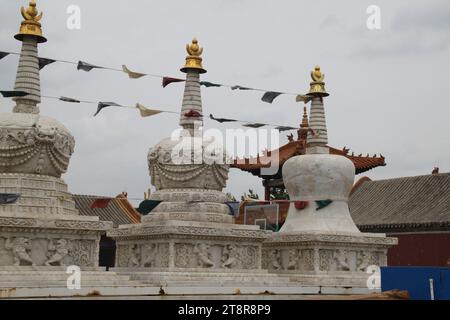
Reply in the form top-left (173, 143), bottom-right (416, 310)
top-left (334, 249), bottom-right (350, 271)
top-left (267, 233), bottom-right (397, 246)
top-left (141, 244), bottom-right (157, 267)
top-left (269, 249), bottom-right (282, 270)
top-left (68, 240), bottom-right (94, 267)
top-left (0, 217), bottom-right (37, 227)
top-left (147, 136), bottom-right (229, 192)
top-left (54, 220), bottom-right (112, 230)
top-left (221, 244), bottom-right (237, 268)
top-left (45, 239), bottom-right (69, 266)
top-left (158, 243), bottom-right (170, 267)
top-left (151, 189), bottom-right (226, 200)
top-left (116, 244), bottom-right (130, 267)
top-left (287, 249), bottom-right (301, 270)
top-left (0, 115), bottom-right (75, 177)
top-left (299, 249), bottom-right (315, 271)
top-left (357, 251), bottom-right (379, 272)
top-left (319, 249), bottom-right (334, 271)
top-left (109, 225), bottom-right (270, 240)
top-left (5, 237), bottom-right (35, 266)
top-left (194, 243), bottom-right (215, 268)
top-left (175, 244), bottom-right (192, 267)
top-left (242, 246), bottom-right (259, 269)
top-left (128, 244), bottom-right (141, 267)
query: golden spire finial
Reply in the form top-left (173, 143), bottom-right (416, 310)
top-left (21, 0), bottom-right (42, 22)
top-left (300, 106), bottom-right (309, 128)
top-left (15, 0), bottom-right (47, 43)
top-left (181, 38), bottom-right (206, 74)
top-left (307, 65), bottom-right (329, 97)
top-left (186, 38), bottom-right (203, 57)
top-left (311, 65), bottom-right (324, 82)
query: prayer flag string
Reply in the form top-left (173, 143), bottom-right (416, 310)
top-left (1, 50), bottom-right (307, 104)
top-left (0, 92), bottom-right (299, 130)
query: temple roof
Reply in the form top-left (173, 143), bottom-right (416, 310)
top-left (74, 194), bottom-right (141, 227)
top-left (349, 173), bottom-right (450, 232)
top-left (231, 139), bottom-right (386, 177)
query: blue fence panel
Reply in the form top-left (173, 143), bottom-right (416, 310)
top-left (381, 266), bottom-right (450, 300)
top-left (441, 269), bottom-right (450, 300)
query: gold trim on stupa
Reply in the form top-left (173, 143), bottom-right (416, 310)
top-left (307, 65), bottom-right (328, 97)
top-left (180, 38), bottom-right (206, 74)
top-left (14, 0), bottom-right (47, 43)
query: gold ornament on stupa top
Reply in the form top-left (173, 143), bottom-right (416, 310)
top-left (15, 0), bottom-right (47, 43)
top-left (307, 65), bottom-right (328, 97)
top-left (181, 38), bottom-right (206, 74)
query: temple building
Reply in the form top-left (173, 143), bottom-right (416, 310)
top-left (74, 193), bottom-right (141, 268)
top-left (349, 172), bottom-right (450, 267)
top-left (232, 106), bottom-right (386, 200)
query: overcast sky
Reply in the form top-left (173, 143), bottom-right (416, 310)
top-left (1, 0), bottom-right (449, 203)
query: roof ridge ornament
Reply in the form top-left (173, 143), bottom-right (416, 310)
top-left (15, 0), bottom-right (47, 43)
top-left (300, 106), bottom-right (309, 128)
top-left (181, 38), bottom-right (206, 74)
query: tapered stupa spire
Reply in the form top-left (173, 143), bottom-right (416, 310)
top-left (306, 66), bottom-right (329, 154)
top-left (12, 0), bottom-right (46, 114)
top-left (179, 38), bottom-right (206, 133)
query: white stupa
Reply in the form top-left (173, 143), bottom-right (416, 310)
top-left (108, 39), bottom-right (287, 293)
top-left (262, 66), bottom-right (397, 290)
top-left (0, 1), bottom-right (150, 298)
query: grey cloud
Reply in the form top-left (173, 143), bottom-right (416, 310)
top-left (392, 1), bottom-right (450, 32)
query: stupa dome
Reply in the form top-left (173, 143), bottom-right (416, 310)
top-left (147, 38), bottom-right (231, 193)
top-left (148, 131), bottom-right (229, 191)
top-left (283, 154), bottom-right (355, 202)
top-left (0, 112), bottom-right (75, 178)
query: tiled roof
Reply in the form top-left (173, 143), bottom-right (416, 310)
top-left (349, 173), bottom-right (450, 232)
top-left (231, 140), bottom-right (385, 175)
top-left (74, 194), bottom-right (141, 227)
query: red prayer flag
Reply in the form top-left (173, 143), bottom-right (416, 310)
top-left (184, 110), bottom-right (202, 117)
top-left (294, 201), bottom-right (308, 210)
top-left (90, 198), bottom-right (112, 209)
top-left (162, 77), bottom-right (185, 88)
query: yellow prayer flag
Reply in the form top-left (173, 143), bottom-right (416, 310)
top-left (136, 103), bottom-right (163, 117)
top-left (122, 65), bottom-right (146, 79)
top-left (295, 94), bottom-right (312, 104)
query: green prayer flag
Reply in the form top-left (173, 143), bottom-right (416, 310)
top-left (200, 81), bottom-right (222, 88)
top-left (243, 123), bottom-right (265, 128)
top-left (137, 200), bottom-right (162, 215)
top-left (0, 90), bottom-right (29, 98)
top-left (315, 200), bottom-right (332, 211)
top-left (261, 91), bottom-right (283, 103)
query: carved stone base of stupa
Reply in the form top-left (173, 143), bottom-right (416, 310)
top-left (0, 174), bottom-right (157, 298)
top-left (106, 212), bottom-right (292, 290)
top-left (262, 231), bottom-right (397, 288)
top-left (0, 266), bottom-right (157, 298)
top-left (144, 189), bottom-right (233, 224)
top-left (0, 173), bottom-right (79, 216)
top-left (109, 221), bottom-right (269, 270)
top-left (0, 173), bottom-right (112, 269)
